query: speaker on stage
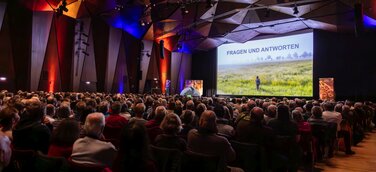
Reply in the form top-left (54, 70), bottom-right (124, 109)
top-left (354, 3), bottom-right (364, 37)
top-left (159, 40), bottom-right (164, 59)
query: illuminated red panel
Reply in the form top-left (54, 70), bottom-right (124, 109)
top-left (158, 39), bottom-right (171, 94)
top-left (21, 0), bottom-right (55, 11)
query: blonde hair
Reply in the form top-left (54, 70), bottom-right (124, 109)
top-left (160, 113), bottom-right (182, 135)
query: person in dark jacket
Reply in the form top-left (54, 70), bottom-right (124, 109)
top-left (12, 99), bottom-right (51, 154)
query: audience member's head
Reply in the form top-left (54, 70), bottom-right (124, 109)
top-left (292, 109), bottom-right (303, 122)
top-left (266, 105), bottom-right (277, 118)
top-left (56, 103), bottom-right (71, 119)
top-left (50, 118), bottom-right (80, 147)
top-left (181, 110), bottom-right (195, 125)
top-left (198, 110), bottom-right (217, 133)
top-left (24, 100), bottom-right (44, 122)
top-left (84, 113), bottom-right (105, 138)
top-left (277, 104), bottom-right (290, 121)
top-left (250, 107), bottom-right (264, 123)
top-left (0, 107), bottom-right (19, 131)
top-left (45, 104), bottom-right (55, 117)
top-left (134, 103), bottom-right (146, 117)
top-left (160, 113), bottom-right (182, 135)
top-left (311, 106), bottom-right (323, 118)
top-left (154, 106), bottom-right (167, 123)
top-left (110, 101), bottom-right (122, 115)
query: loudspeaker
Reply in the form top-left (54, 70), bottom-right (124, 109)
top-left (354, 3), bottom-right (364, 36)
top-left (159, 40), bottom-right (164, 59)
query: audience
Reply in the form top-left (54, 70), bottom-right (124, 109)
top-left (0, 90), bottom-right (374, 171)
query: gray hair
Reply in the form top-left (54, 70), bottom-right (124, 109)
top-left (84, 112), bottom-right (105, 138)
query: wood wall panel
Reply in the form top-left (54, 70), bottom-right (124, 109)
top-left (106, 27), bottom-right (122, 92)
top-left (8, 2), bottom-right (32, 91)
top-left (55, 15), bottom-right (75, 91)
top-left (30, 11), bottom-right (53, 91)
top-left (92, 17), bottom-right (109, 92)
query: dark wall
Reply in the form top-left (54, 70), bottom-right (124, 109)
top-left (314, 29), bottom-right (376, 101)
top-left (192, 49), bottom-right (217, 97)
top-left (192, 29), bottom-right (376, 101)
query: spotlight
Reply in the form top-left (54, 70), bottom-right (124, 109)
top-left (181, 5), bottom-right (189, 15)
top-left (140, 20), bottom-right (145, 26)
top-left (85, 81), bottom-right (91, 85)
top-left (0, 77), bottom-right (6, 81)
top-left (293, 5), bottom-right (299, 15)
top-left (177, 43), bottom-right (182, 50)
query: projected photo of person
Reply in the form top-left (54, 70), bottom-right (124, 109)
top-left (217, 32), bottom-right (313, 97)
top-left (256, 76), bottom-right (261, 91)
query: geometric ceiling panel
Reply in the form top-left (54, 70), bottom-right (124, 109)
top-left (303, 19), bottom-right (337, 32)
top-left (196, 38), bottom-right (225, 50)
top-left (242, 10), bottom-right (261, 24)
top-left (194, 22), bottom-right (212, 37)
top-left (217, 9), bottom-right (248, 25)
top-left (270, 20), bottom-right (308, 34)
top-left (221, 0), bottom-right (254, 4)
top-left (256, 0), bottom-right (278, 6)
top-left (256, 8), bottom-right (295, 23)
top-left (214, 2), bottom-right (249, 16)
top-left (225, 25), bottom-right (259, 43)
top-left (209, 22), bottom-right (239, 37)
top-left (200, 3), bottom-right (218, 22)
top-left (270, 1), bottom-right (330, 17)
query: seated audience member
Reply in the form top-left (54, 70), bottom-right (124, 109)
top-left (52, 103), bottom-right (73, 130)
top-left (74, 101), bottom-right (86, 121)
top-left (146, 106), bottom-right (166, 144)
top-left (0, 130), bottom-right (11, 171)
top-left (129, 103), bottom-right (147, 125)
top-left (303, 101), bottom-right (314, 121)
top-left (292, 109), bottom-right (312, 162)
top-left (214, 105), bottom-right (235, 139)
top-left (264, 104), bottom-right (277, 124)
top-left (268, 104), bottom-right (299, 140)
top-left (322, 102), bottom-right (346, 157)
top-left (0, 107), bottom-right (20, 141)
top-left (267, 104), bottom-right (300, 171)
top-left (179, 110), bottom-right (196, 140)
top-left (154, 113), bottom-right (186, 151)
top-left (119, 103), bottom-right (131, 120)
top-left (112, 123), bottom-right (157, 172)
top-left (187, 110), bottom-right (236, 171)
top-left (71, 113), bottom-right (117, 167)
top-left (105, 101), bottom-right (128, 128)
top-left (236, 107), bottom-right (274, 149)
top-left (12, 100), bottom-right (51, 154)
top-left (308, 106), bottom-right (328, 161)
top-left (48, 118), bottom-right (81, 159)
top-left (43, 104), bottom-right (56, 125)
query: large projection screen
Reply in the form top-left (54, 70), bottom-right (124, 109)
top-left (217, 32), bottom-right (313, 97)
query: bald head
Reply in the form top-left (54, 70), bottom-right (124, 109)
top-left (250, 107), bottom-right (264, 122)
top-left (84, 112), bottom-right (105, 138)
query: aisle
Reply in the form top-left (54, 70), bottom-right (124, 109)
top-left (313, 130), bottom-right (376, 172)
